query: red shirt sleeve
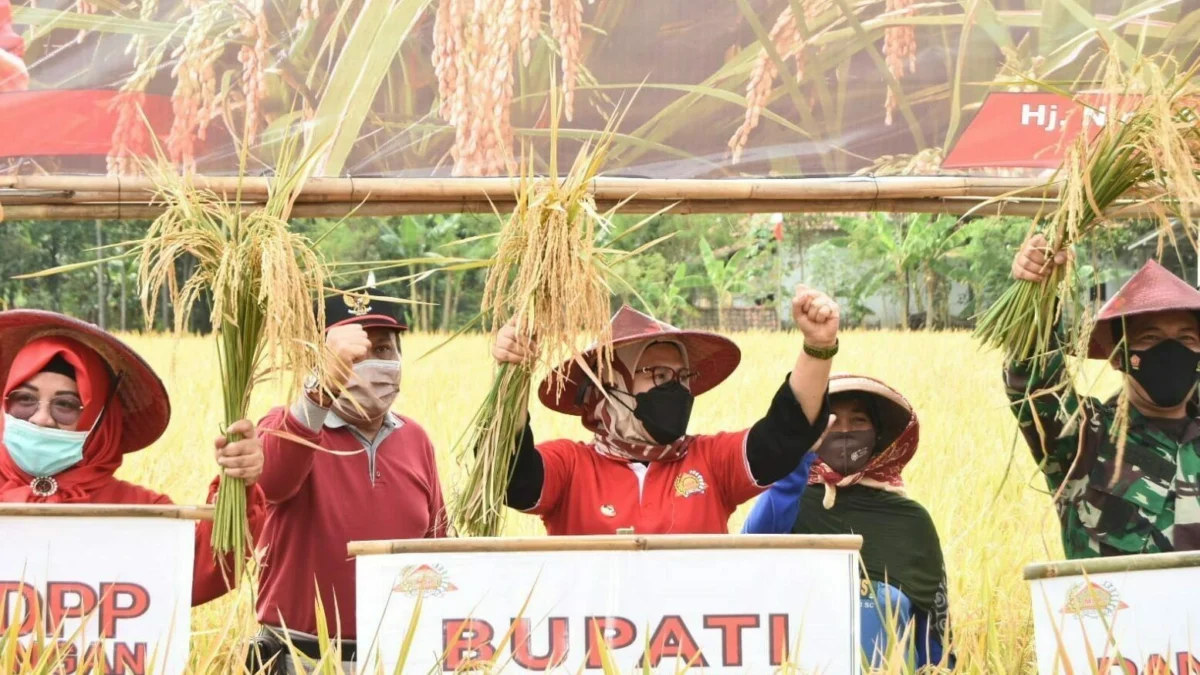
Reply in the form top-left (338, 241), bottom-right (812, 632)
top-left (525, 439), bottom-right (581, 517)
top-left (0, 0), bottom-right (24, 58)
top-left (256, 405), bottom-right (320, 504)
top-left (701, 430), bottom-right (763, 510)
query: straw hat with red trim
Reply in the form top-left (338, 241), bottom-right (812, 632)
top-left (538, 305), bottom-right (742, 415)
top-left (828, 374), bottom-right (915, 452)
top-left (0, 310), bottom-right (170, 453)
top-left (1088, 259), bottom-right (1200, 359)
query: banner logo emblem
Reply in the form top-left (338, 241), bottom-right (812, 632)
top-left (1061, 581), bottom-right (1127, 619)
top-left (393, 564), bottom-right (458, 598)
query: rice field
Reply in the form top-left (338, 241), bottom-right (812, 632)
top-left (109, 329), bottom-right (1123, 674)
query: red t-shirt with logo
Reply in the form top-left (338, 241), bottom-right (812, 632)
top-left (526, 431), bottom-right (763, 535)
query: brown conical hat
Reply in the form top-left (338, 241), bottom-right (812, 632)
top-left (1089, 260), bottom-right (1200, 359)
top-left (538, 305), bottom-right (741, 416)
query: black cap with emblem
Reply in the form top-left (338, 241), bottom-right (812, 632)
top-left (319, 273), bottom-right (408, 333)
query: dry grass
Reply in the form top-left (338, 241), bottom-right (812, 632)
top-left (102, 329), bottom-right (1127, 674)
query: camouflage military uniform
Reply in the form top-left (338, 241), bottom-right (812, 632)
top-left (1005, 352), bottom-right (1200, 559)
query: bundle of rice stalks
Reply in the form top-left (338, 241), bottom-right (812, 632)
top-left (135, 131), bottom-right (329, 573)
top-left (974, 52), bottom-right (1200, 368)
top-left (450, 92), bottom-right (670, 537)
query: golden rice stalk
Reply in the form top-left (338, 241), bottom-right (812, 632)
top-left (433, 0), bottom-right (464, 123)
top-left (135, 127), bottom-right (329, 572)
top-left (167, 5), bottom-right (227, 171)
top-left (518, 0), bottom-right (541, 66)
top-left (451, 92), bottom-right (626, 537)
top-left (728, 3), bottom-right (817, 164)
top-left (549, 0), bottom-right (582, 120)
top-left (433, 0), bottom-right (587, 175)
top-left (975, 50), bottom-right (1200, 370)
top-left (236, 0), bottom-right (270, 143)
top-left (107, 0), bottom-right (165, 176)
top-left (882, 0), bottom-right (916, 126)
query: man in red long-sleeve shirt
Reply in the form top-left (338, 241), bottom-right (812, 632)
top-left (250, 290), bottom-right (448, 672)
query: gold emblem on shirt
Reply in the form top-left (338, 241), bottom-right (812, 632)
top-left (674, 469), bottom-right (708, 498)
top-left (600, 504), bottom-right (616, 517)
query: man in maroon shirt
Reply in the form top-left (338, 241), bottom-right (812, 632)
top-left (249, 290), bottom-right (448, 673)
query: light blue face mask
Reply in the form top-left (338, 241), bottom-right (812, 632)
top-left (2, 413), bottom-right (89, 478)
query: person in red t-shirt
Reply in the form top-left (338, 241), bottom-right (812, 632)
top-left (0, 309), bottom-right (266, 607)
top-left (0, 0), bottom-right (29, 92)
top-left (491, 285), bottom-right (839, 535)
top-left (251, 289), bottom-right (448, 671)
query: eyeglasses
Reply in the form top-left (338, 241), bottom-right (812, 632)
top-left (635, 366), bottom-right (699, 387)
top-left (4, 391), bottom-right (86, 426)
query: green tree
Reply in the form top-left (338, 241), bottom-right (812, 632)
top-left (678, 236), bottom-right (755, 330)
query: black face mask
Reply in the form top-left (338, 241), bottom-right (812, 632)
top-left (815, 430), bottom-right (877, 475)
top-left (1124, 339), bottom-right (1200, 408)
top-left (614, 380), bottom-right (695, 445)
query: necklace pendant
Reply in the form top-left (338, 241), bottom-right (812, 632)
top-left (30, 476), bottom-right (58, 497)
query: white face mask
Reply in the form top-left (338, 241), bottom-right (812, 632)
top-left (332, 359), bottom-right (401, 425)
top-left (2, 413), bottom-right (89, 477)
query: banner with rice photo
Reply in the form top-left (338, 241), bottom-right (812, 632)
top-left (0, 0), bottom-right (1198, 180)
top-left (1025, 552), bottom-right (1200, 675)
top-left (353, 535), bottom-right (862, 674)
top-left (0, 508), bottom-right (195, 675)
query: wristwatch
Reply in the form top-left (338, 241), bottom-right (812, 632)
top-left (302, 373), bottom-right (320, 392)
top-left (803, 339), bottom-right (839, 360)
top-left (303, 372), bottom-right (333, 407)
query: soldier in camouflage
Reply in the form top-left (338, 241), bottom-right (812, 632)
top-left (1004, 234), bottom-right (1200, 559)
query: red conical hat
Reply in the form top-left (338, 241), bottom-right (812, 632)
top-left (538, 305), bottom-right (741, 416)
top-left (0, 310), bottom-right (171, 453)
top-left (1089, 260), bottom-right (1200, 358)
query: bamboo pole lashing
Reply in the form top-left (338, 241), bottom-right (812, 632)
top-left (0, 503), bottom-right (214, 520)
top-left (347, 534), bottom-right (863, 557)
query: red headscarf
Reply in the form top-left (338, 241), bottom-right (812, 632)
top-left (0, 337), bottom-right (127, 503)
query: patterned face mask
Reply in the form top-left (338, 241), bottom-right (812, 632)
top-left (815, 429), bottom-right (877, 476)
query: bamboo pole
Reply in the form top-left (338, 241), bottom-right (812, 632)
top-left (0, 197), bottom-right (1177, 220)
top-left (1, 175), bottom-right (1181, 220)
top-left (348, 534), bottom-right (863, 557)
top-left (0, 175), bottom-right (1062, 203)
top-left (0, 503), bottom-right (214, 520)
top-left (1024, 550), bottom-right (1200, 580)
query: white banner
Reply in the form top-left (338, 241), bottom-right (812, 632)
top-left (0, 516), bottom-right (194, 675)
top-left (1029, 562), bottom-right (1200, 674)
top-left (356, 545), bottom-right (861, 674)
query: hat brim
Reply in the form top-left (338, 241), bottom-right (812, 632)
top-left (0, 310), bottom-right (171, 454)
top-left (538, 330), bottom-right (742, 415)
top-left (828, 374), bottom-right (915, 451)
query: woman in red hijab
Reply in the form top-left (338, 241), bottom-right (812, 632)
top-left (0, 310), bottom-right (266, 606)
